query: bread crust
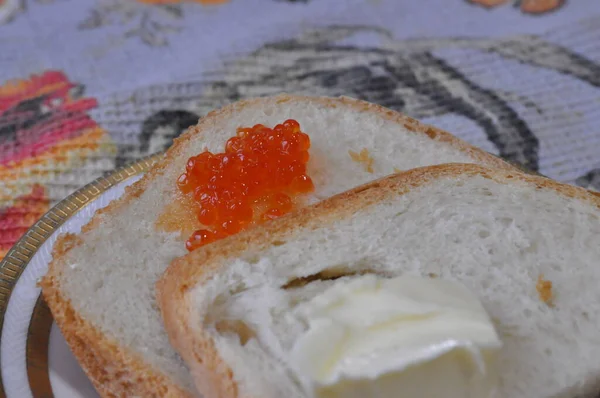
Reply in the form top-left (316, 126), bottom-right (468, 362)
top-left (41, 95), bottom-right (515, 397)
top-left (157, 163), bottom-right (600, 398)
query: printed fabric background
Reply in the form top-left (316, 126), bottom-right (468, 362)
top-left (0, 0), bottom-right (600, 260)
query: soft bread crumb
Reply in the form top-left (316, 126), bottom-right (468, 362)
top-left (536, 274), bottom-right (554, 306)
top-left (349, 148), bottom-right (374, 173)
top-left (50, 95), bottom-right (514, 397)
top-left (155, 192), bottom-right (198, 237)
top-left (169, 164), bottom-right (600, 398)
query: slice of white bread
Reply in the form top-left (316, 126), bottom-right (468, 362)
top-left (40, 95), bottom-right (512, 397)
top-left (158, 163), bottom-right (600, 398)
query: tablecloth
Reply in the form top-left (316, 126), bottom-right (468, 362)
top-left (1, 0), bottom-right (599, 259)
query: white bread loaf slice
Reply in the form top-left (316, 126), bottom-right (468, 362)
top-left (158, 163), bottom-right (600, 398)
top-left (40, 95), bottom-right (512, 397)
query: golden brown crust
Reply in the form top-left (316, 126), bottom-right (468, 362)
top-left (157, 163), bottom-right (600, 398)
top-left (41, 94), bottom-right (516, 397)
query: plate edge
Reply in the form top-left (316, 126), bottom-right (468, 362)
top-left (26, 294), bottom-right (52, 398)
top-left (0, 154), bottom-right (161, 398)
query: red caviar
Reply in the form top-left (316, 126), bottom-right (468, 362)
top-left (178, 119), bottom-right (314, 251)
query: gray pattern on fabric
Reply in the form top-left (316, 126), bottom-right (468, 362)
top-left (93, 22), bottom-right (600, 189)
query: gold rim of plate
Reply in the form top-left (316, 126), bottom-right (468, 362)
top-left (0, 154), bottom-right (161, 398)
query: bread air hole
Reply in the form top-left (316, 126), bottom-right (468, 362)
top-left (481, 188), bottom-right (493, 196)
top-left (282, 267), bottom-right (385, 290)
top-left (215, 320), bottom-right (256, 346)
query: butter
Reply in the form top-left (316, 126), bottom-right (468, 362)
top-left (289, 274), bottom-right (502, 398)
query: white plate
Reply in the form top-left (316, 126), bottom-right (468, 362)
top-left (0, 156), bottom-right (158, 398)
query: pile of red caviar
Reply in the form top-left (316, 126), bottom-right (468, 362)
top-left (178, 119), bottom-right (314, 250)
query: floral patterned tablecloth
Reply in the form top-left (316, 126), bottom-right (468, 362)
top-left (0, 0), bottom-right (599, 259)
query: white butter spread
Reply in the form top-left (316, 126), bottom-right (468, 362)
top-left (290, 274), bottom-right (502, 398)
